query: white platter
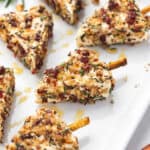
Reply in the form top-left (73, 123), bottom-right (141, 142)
top-left (0, 0), bottom-right (150, 149)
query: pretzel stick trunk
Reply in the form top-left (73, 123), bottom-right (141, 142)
top-left (141, 5), bottom-right (150, 15)
top-left (108, 57), bottom-right (127, 70)
top-left (68, 117), bottom-right (90, 131)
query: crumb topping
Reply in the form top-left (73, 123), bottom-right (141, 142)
top-left (77, 0), bottom-right (149, 46)
top-left (0, 6), bottom-right (53, 73)
top-left (6, 108), bottom-right (79, 150)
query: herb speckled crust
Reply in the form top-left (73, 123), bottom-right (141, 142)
top-left (6, 108), bottom-right (79, 150)
top-left (77, 0), bottom-right (149, 46)
top-left (36, 49), bottom-right (115, 104)
top-left (0, 66), bottom-right (15, 142)
top-left (45, 0), bottom-right (83, 24)
top-left (0, 6), bottom-right (53, 73)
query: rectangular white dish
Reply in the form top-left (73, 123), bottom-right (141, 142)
top-left (0, 0), bottom-right (150, 149)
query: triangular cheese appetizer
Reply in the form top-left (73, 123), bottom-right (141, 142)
top-left (76, 0), bottom-right (150, 46)
top-left (0, 6), bottom-right (53, 73)
top-left (36, 49), bottom-right (127, 104)
top-left (6, 108), bottom-right (80, 150)
top-left (45, 0), bottom-right (83, 24)
top-left (0, 66), bottom-right (15, 142)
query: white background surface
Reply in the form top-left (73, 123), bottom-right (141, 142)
top-left (0, 0), bottom-right (150, 150)
top-left (126, 106), bottom-right (150, 150)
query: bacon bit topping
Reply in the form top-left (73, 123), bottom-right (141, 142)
top-left (25, 16), bottom-right (33, 28)
top-left (68, 52), bottom-right (71, 56)
top-left (76, 49), bottom-right (81, 54)
top-left (37, 89), bottom-right (47, 94)
top-left (132, 25), bottom-right (142, 32)
top-left (70, 95), bottom-right (78, 102)
top-left (0, 69), bottom-right (15, 142)
top-left (0, 67), bottom-right (5, 75)
top-left (80, 56), bottom-right (89, 64)
top-left (35, 32), bottom-right (41, 41)
top-left (44, 68), bottom-right (59, 78)
top-left (18, 44), bottom-right (26, 57)
top-left (91, 0), bottom-right (99, 5)
top-left (100, 35), bottom-right (106, 44)
top-left (83, 64), bottom-right (91, 72)
top-left (127, 10), bottom-right (136, 25)
top-left (0, 91), bottom-right (3, 98)
top-left (38, 6), bottom-right (45, 13)
top-left (49, 0), bottom-right (56, 9)
top-left (9, 19), bottom-right (18, 27)
top-left (82, 51), bottom-right (89, 56)
top-left (108, 0), bottom-right (119, 10)
top-left (16, 4), bottom-right (24, 12)
top-left (101, 8), bottom-right (111, 25)
top-left (21, 134), bottom-right (33, 140)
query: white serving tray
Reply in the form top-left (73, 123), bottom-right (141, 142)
top-left (0, 0), bottom-right (150, 149)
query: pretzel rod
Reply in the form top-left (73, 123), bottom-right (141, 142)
top-left (68, 117), bottom-right (90, 131)
top-left (142, 144), bottom-right (150, 150)
top-left (108, 57), bottom-right (127, 70)
top-left (141, 5), bottom-right (150, 15)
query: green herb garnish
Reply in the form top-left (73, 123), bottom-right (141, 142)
top-left (79, 69), bottom-right (85, 76)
